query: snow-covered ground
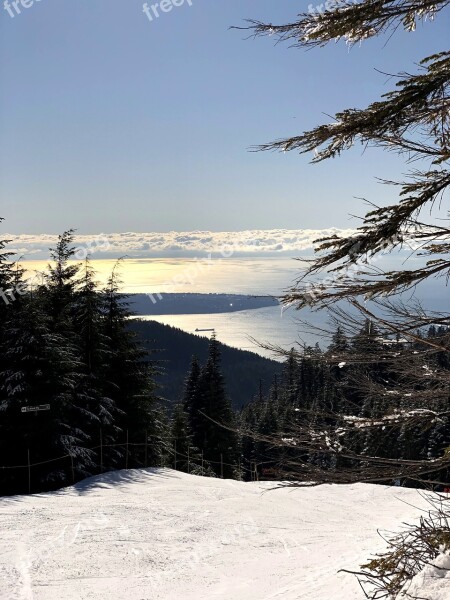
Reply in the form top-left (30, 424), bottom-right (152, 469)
top-left (402, 552), bottom-right (450, 600)
top-left (0, 469), bottom-right (447, 600)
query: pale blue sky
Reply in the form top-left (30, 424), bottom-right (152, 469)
top-left (0, 1), bottom-right (448, 234)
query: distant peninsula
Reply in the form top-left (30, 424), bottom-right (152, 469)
top-left (129, 293), bottom-right (279, 315)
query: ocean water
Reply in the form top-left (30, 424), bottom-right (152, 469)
top-left (22, 255), bottom-right (444, 358)
top-left (22, 256), bottom-right (324, 358)
top-left (22, 257), bottom-right (304, 296)
top-left (21, 256), bottom-right (328, 358)
top-left (139, 305), bottom-right (325, 360)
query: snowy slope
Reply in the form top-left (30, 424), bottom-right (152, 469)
top-left (0, 469), bottom-right (440, 600)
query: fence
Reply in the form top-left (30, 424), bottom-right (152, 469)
top-left (0, 431), bottom-right (267, 495)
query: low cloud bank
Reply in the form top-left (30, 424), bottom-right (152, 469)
top-left (6, 229), bottom-right (354, 260)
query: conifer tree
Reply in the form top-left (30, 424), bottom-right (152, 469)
top-left (182, 355), bottom-right (202, 448)
top-left (44, 230), bottom-right (80, 329)
top-left (0, 219), bottom-right (15, 326)
top-left (0, 273), bottom-right (53, 493)
top-left (241, 5), bottom-right (450, 305)
top-left (170, 402), bottom-right (203, 475)
top-left (238, 3), bottom-right (450, 485)
top-left (240, 400), bottom-right (258, 479)
top-left (74, 260), bottom-right (119, 470)
top-left (196, 335), bottom-right (239, 478)
top-left (39, 231), bottom-right (96, 484)
top-left (102, 265), bottom-right (165, 469)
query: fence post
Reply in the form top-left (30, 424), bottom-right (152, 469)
top-left (100, 429), bottom-right (103, 473)
top-left (125, 430), bottom-right (129, 470)
top-left (220, 453), bottom-right (224, 479)
top-left (27, 448), bottom-right (31, 494)
top-left (174, 439), bottom-right (177, 471)
top-left (69, 444), bottom-right (75, 483)
top-left (187, 446), bottom-right (190, 474)
top-left (201, 450), bottom-right (204, 476)
top-left (145, 431), bottom-right (148, 469)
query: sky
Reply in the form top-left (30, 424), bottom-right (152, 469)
top-left (0, 1), bottom-right (448, 236)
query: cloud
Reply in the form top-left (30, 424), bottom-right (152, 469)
top-left (5, 229), bottom-right (355, 260)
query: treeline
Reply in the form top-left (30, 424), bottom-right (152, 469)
top-left (0, 227), bottom-right (255, 494)
top-left (241, 323), bottom-right (450, 485)
top-left (0, 230), bottom-right (166, 495)
top-left (2, 225), bottom-right (448, 493)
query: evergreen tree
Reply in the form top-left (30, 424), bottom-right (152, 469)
top-left (196, 335), bottom-right (239, 478)
top-left (182, 355), bottom-right (202, 448)
top-left (243, 5), bottom-right (450, 304)
top-left (328, 327), bottom-right (349, 355)
top-left (240, 400), bottom-right (258, 479)
top-left (281, 349), bottom-right (300, 407)
top-left (170, 402), bottom-right (203, 475)
top-left (0, 278), bottom-right (54, 493)
top-left (102, 265), bottom-right (166, 469)
top-left (44, 230), bottom-right (80, 329)
top-left (0, 220), bottom-right (15, 327)
top-left (38, 231), bottom-right (96, 485)
top-left (254, 398), bottom-right (280, 475)
top-left (238, 4), bottom-right (450, 486)
top-left (74, 260), bottom-right (119, 470)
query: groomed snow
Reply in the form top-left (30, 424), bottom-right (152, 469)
top-left (0, 469), bottom-right (444, 600)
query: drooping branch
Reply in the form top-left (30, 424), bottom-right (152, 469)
top-left (255, 53), bottom-right (450, 166)
top-left (237, 6), bottom-right (450, 305)
top-left (238, 1), bottom-right (449, 47)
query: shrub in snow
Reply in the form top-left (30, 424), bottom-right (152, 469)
top-left (397, 552), bottom-right (450, 599)
top-left (352, 494), bottom-right (450, 599)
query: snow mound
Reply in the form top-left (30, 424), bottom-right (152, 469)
top-left (0, 468), bottom-right (433, 600)
top-left (398, 552), bottom-right (450, 600)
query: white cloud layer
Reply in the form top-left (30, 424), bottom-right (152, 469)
top-left (6, 229), bottom-right (355, 260)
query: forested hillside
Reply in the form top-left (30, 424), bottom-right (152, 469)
top-left (2, 227), bottom-right (449, 497)
top-left (130, 319), bottom-right (281, 410)
top-left (0, 228), bottom-right (281, 494)
top-left (241, 325), bottom-right (450, 487)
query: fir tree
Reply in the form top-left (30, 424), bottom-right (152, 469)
top-left (39, 231), bottom-right (96, 485)
top-left (74, 260), bottom-right (119, 470)
top-left (170, 402), bottom-right (203, 475)
top-left (102, 265), bottom-right (166, 469)
top-left (182, 355), bottom-right (202, 449)
top-left (196, 335), bottom-right (239, 478)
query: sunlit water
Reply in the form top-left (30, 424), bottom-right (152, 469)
top-left (22, 257), bottom-right (304, 296)
top-left (22, 257), bottom-right (318, 358)
top-left (139, 306), bottom-right (324, 360)
top-left (20, 255), bottom-right (446, 359)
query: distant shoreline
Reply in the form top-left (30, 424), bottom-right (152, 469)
top-left (129, 293), bottom-right (280, 316)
